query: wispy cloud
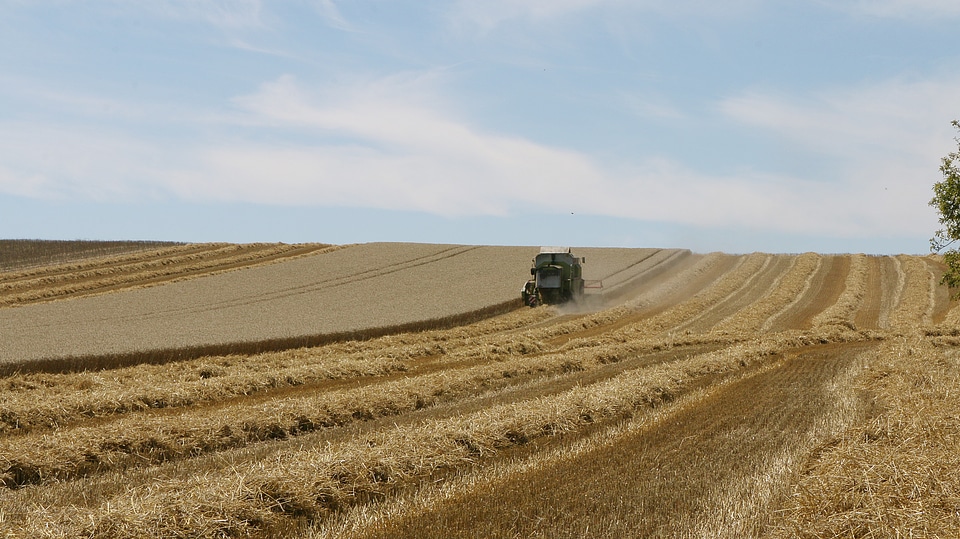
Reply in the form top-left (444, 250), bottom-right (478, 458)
top-left (719, 75), bottom-right (960, 237)
top-left (826, 0), bottom-right (960, 18)
top-left (167, 73), bottom-right (938, 239)
top-left (139, 0), bottom-right (265, 28)
top-left (447, 0), bottom-right (760, 33)
top-left (309, 0), bottom-right (351, 31)
top-left (0, 70), bottom-right (950, 242)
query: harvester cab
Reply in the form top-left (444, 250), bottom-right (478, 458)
top-left (521, 247), bottom-right (585, 307)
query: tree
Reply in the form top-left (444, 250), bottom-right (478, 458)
top-left (930, 120), bottom-right (960, 293)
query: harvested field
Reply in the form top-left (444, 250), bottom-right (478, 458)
top-left (0, 243), bottom-right (957, 538)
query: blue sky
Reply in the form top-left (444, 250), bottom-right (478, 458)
top-left (2, 1), bottom-right (959, 254)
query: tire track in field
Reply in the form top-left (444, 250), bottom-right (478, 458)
top-left (18, 245), bottom-right (478, 327)
top-left (101, 245), bottom-right (483, 322)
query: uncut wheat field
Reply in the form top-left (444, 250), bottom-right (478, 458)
top-left (1, 241), bottom-right (958, 538)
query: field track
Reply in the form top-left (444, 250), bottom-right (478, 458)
top-left (0, 243), bottom-right (957, 538)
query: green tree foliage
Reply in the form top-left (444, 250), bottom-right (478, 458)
top-left (930, 120), bottom-right (960, 293)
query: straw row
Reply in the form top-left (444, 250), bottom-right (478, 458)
top-left (25, 337), bottom-right (797, 538)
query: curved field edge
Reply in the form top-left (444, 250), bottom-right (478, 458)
top-left (0, 298), bottom-right (522, 376)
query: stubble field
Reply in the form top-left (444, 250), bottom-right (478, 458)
top-left (0, 241), bottom-right (958, 538)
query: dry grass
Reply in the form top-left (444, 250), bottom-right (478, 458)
top-left (766, 334), bottom-right (960, 537)
top-left (4, 335), bottom-right (801, 537)
top-left (812, 253), bottom-right (868, 330)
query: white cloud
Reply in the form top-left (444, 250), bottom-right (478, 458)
top-left (164, 74), bottom-right (928, 240)
top-left (719, 76), bottom-right (960, 238)
top-left (138, 0), bottom-right (265, 28)
top-left (447, 0), bottom-right (759, 33)
top-left (309, 0), bottom-right (351, 30)
top-left (0, 122), bottom-right (168, 201)
top-left (178, 74), bottom-right (604, 216)
top-left (825, 0), bottom-right (960, 18)
top-left (1, 71), bottom-right (951, 243)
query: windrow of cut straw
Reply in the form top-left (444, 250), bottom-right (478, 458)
top-left (811, 253), bottom-right (868, 330)
top-left (11, 335), bottom-right (812, 538)
top-left (0, 239), bottom-right (181, 273)
top-left (713, 253), bottom-right (820, 334)
top-left (0, 308), bottom-right (554, 434)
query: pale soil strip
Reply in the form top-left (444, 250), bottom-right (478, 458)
top-left (812, 254), bottom-right (868, 330)
top-left (710, 253), bottom-right (820, 335)
top-left (760, 254), bottom-right (824, 333)
top-left (14, 339), bottom-right (796, 538)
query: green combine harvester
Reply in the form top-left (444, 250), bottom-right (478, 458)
top-left (521, 247), bottom-right (586, 307)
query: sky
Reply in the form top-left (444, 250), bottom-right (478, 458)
top-left (1, 1), bottom-right (959, 254)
